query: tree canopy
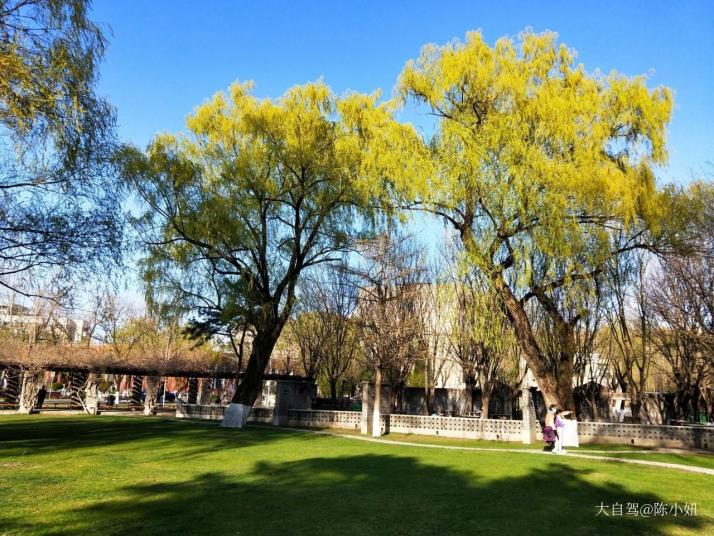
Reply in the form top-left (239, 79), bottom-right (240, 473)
top-left (0, 0), bottom-right (122, 297)
top-left (398, 30), bottom-right (675, 408)
top-left (122, 80), bottom-right (423, 421)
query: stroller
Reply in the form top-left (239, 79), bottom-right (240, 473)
top-left (543, 425), bottom-right (558, 452)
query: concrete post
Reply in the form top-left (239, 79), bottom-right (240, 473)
top-left (521, 387), bottom-right (539, 444)
top-left (272, 378), bottom-right (315, 427)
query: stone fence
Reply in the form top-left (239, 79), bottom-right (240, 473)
top-left (287, 409), bottom-right (522, 441)
top-left (175, 386), bottom-right (714, 450)
top-left (285, 408), bottom-right (713, 450)
top-left (388, 413), bottom-right (523, 441)
top-left (577, 421), bottom-right (714, 450)
top-left (288, 409), bottom-right (362, 431)
top-left (176, 403), bottom-right (273, 424)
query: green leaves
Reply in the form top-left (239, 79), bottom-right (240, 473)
top-left (128, 80), bottom-right (424, 341)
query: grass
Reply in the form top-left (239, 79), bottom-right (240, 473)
top-left (361, 431), bottom-right (714, 471)
top-left (0, 415), bottom-right (713, 535)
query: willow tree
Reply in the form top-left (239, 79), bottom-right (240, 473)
top-left (399, 31), bottom-right (673, 410)
top-left (0, 0), bottom-right (122, 295)
top-left (122, 81), bottom-right (423, 427)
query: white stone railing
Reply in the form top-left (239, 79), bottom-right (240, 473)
top-left (175, 403), bottom-right (273, 424)
top-left (288, 409), bottom-right (362, 431)
top-left (176, 404), bottom-right (713, 450)
top-left (176, 403), bottom-right (226, 420)
top-left (577, 421), bottom-right (714, 450)
top-left (388, 413), bottom-right (523, 441)
top-left (287, 409), bottom-right (522, 441)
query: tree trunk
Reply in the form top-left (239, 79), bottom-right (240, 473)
top-left (83, 373), bottom-right (101, 415)
top-left (481, 391), bottom-right (491, 419)
top-left (329, 379), bottom-right (337, 402)
top-left (17, 369), bottom-right (42, 414)
top-left (130, 375), bottom-right (143, 405)
top-left (3, 368), bottom-right (20, 407)
top-left (631, 400), bottom-right (642, 422)
top-left (466, 382), bottom-right (475, 414)
top-left (223, 328), bottom-right (281, 428)
top-left (426, 385), bottom-right (435, 415)
top-left (144, 376), bottom-right (159, 416)
top-left (198, 378), bottom-right (212, 405)
top-left (187, 377), bottom-right (198, 404)
top-left (491, 275), bottom-right (576, 411)
top-left (589, 389), bottom-right (600, 421)
top-left (372, 364), bottom-right (383, 437)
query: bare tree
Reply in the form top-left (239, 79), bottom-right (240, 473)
top-left (306, 268), bottom-right (360, 401)
top-left (602, 248), bottom-right (653, 421)
top-left (420, 260), bottom-right (450, 415)
top-left (348, 233), bottom-right (426, 431)
top-left (443, 241), bottom-right (520, 418)
top-left (647, 254), bottom-right (713, 421)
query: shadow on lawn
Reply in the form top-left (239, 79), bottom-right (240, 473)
top-left (13, 453), bottom-right (709, 536)
top-left (0, 416), bottom-right (301, 459)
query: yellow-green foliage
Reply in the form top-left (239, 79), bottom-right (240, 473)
top-left (140, 80), bottom-right (427, 262)
top-left (399, 30), bottom-right (673, 282)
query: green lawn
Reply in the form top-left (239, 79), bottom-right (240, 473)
top-left (1, 415), bottom-right (713, 535)
top-left (362, 431), bottom-right (714, 471)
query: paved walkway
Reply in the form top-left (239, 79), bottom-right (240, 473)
top-left (280, 427), bottom-right (714, 476)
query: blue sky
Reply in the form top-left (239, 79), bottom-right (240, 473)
top-left (87, 0), bottom-right (713, 307)
top-left (93, 0), bottom-right (713, 184)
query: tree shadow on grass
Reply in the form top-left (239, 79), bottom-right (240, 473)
top-left (0, 416), bottom-right (304, 460)
top-left (10, 453), bottom-right (709, 536)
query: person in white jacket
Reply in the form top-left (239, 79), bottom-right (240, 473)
top-left (553, 409), bottom-right (573, 454)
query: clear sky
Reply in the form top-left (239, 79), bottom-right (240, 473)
top-left (93, 0), bottom-right (713, 184)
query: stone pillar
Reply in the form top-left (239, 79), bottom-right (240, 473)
top-left (521, 387), bottom-right (539, 445)
top-left (272, 378), bottom-right (315, 427)
top-left (187, 377), bottom-right (198, 404)
top-left (360, 382), bottom-right (390, 436)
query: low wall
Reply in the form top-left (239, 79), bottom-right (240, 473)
top-left (289, 410), bottom-right (523, 442)
top-left (389, 414), bottom-right (523, 441)
top-left (175, 403), bottom-right (273, 424)
top-left (288, 409), bottom-right (362, 431)
top-left (578, 421), bottom-right (714, 450)
top-left (176, 405), bottom-right (714, 451)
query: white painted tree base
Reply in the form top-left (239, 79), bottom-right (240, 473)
top-left (372, 409), bottom-right (382, 437)
top-left (221, 403), bottom-right (251, 428)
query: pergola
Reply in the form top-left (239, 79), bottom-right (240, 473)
top-left (0, 344), bottom-right (310, 412)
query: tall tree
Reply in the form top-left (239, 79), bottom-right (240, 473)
top-left (350, 233), bottom-right (426, 428)
top-left (122, 81), bottom-right (422, 427)
top-left (0, 0), bottom-right (123, 296)
top-left (298, 267), bottom-right (360, 401)
top-left (444, 246), bottom-right (520, 418)
top-left (399, 30), bottom-right (674, 410)
top-left (420, 259), bottom-right (451, 415)
top-left (647, 182), bottom-right (714, 421)
top-left (602, 247), bottom-right (653, 421)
